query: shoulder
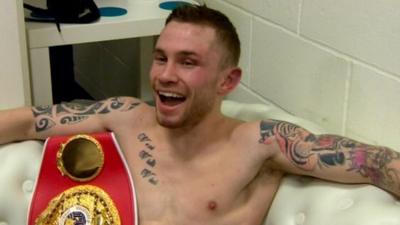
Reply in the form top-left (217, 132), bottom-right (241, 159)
top-left (230, 119), bottom-right (269, 141)
top-left (232, 119), bottom-right (310, 144)
top-left (99, 96), bottom-right (151, 114)
top-left (230, 120), bottom-right (278, 157)
top-left (101, 96), bottom-right (143, 108)
top-left (99, 96), bottom-right (155, 128)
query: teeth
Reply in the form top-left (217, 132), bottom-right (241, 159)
top-left (159, 91), bottom-right (184, 98)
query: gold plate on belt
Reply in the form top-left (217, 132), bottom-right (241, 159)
top-left (57, 134), bottom-right (104, 182)
top-left (35, 185), bottom-right (121, 225)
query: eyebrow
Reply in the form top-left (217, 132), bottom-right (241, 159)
top-left (153, 48), bottom-right (199, 58)
top-left (153, 48), bottom-right (164, 54)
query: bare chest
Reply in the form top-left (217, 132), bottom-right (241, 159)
top-left (115, 131), bottom-right (282, 225)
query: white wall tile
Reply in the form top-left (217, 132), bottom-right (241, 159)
top-left (227, 83), bottom-right (268, 104)
top-left (250, 18), bottom-right (349, 133)
top-left (301, 0), bottom-right (400, 77)
top-left (221, 0), bottom-right (301, 32)
top-left (204, 0), bottom-right (252, 85)
top-left (346, 64), bottom-right (400, 149)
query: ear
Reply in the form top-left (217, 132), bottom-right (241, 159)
top-left (217, 67), bottom-right (242, 95)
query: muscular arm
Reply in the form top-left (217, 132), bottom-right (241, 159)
top-left (259, 119), bottom-right (400, 198)
top-left (0, 97), bottom-right (142, 144)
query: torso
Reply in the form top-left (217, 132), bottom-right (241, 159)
top-left (109, 105), bottom-right (283, 225)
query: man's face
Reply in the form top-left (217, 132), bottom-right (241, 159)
top-left (150, 21), bottom-right (225, 128)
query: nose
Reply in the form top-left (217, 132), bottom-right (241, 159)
top-left (158, 61), bottom-right (178, 84)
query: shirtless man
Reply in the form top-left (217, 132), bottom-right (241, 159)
top-left (1, 4), bottom-right (399, 225)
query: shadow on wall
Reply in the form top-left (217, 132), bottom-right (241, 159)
top-left (50, 45), bottom-right (93, 104)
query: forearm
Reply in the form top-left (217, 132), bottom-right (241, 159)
top-left (314, 135), bottom-right (400, 198)
top-left (0, 102), bottom-right (104, 144)
top-left (0, 102), bottom-right (97, 144)
top-left (0, 107), bottom-right (38, 144)
top-left (295, 133), bottom-right (400, 197)
top-left (368, 146), bottom-right (400, 197)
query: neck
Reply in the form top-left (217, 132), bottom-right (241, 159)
top-left (158, 109), bottom-right (230, 159)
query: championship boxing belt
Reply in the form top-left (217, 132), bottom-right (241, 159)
top-left (28, 132), bottom-right (138, 225)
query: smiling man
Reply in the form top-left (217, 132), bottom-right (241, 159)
top-left (0, 4), bottom-right (400, 225)
top-left (151, 9), bottom-right (241, 130)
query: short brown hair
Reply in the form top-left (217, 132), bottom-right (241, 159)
top-left (165, 4), bottom-right (241, 68)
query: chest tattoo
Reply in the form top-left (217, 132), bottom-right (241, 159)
top-left (137, 133), bottom-right (158, 185)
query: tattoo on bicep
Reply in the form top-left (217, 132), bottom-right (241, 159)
top-left (32, 105), bottom-right (52, 116)
top-left (31, 97), bottom-right (141, 132)
top-left (259, 120), bottom-right (318, 170)
top-left (259, 120), bottom-right (366, 170)
top-left (137, 133), bottom-right (158, 185)
top-left (311, 135), bottom-right (348, 167)
top-left (60, 115), bottom-right (90, 125)
top-left (126, 102), bottom-right (141, 111)
top-left (259, 121), bottom-right (349, 170)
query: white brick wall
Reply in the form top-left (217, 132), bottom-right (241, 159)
top-left (206, 0), bottom-right (400, 149)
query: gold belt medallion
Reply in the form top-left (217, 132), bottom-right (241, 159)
top-left (35, 185), bottom-right (121, 225)
top-left (57, 134), bottom-right (104, 182)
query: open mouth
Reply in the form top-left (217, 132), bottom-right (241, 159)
top-left (158, 91), bottom-right (186, 106)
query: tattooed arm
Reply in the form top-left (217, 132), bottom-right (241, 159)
top-left (0, 97), bottom-right (142, 144)
top-left (259, 119), bottom-right (400, 198)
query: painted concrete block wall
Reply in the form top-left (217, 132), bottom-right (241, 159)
top-left (205, 0), bottom-right (400, 149)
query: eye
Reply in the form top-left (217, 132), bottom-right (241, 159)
top-left (181, 59), bottom-right (196, 67)
top-left (154, 54), bottom-right (167, 64)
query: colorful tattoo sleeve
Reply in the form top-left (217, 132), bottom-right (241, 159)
top-left (259, 120), bottom-right (400, 190)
